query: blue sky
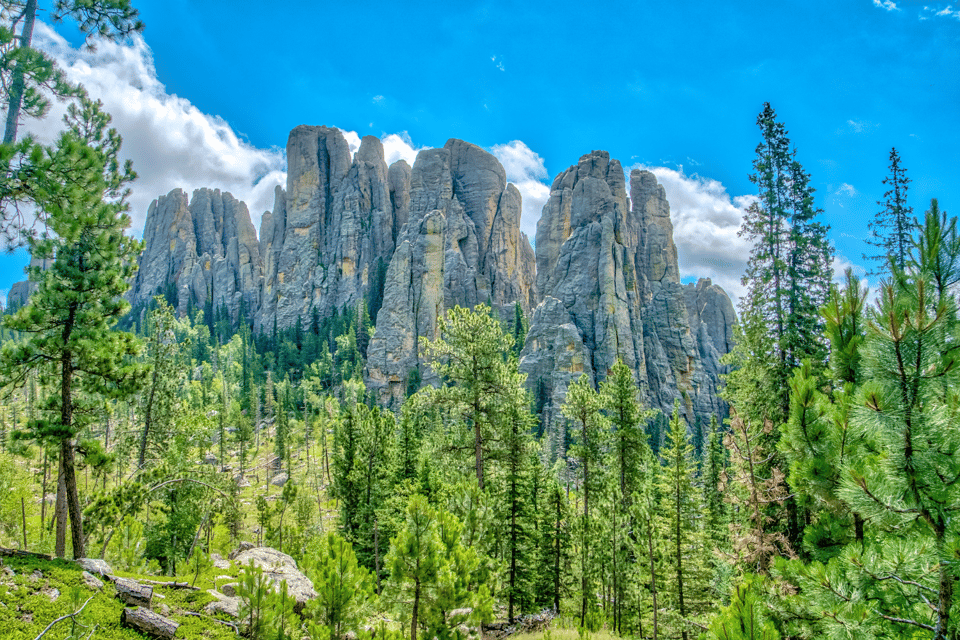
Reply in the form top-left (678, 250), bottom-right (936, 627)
top-left (2, 0), bottom-right (958, 305)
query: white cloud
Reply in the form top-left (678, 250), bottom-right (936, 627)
top-left (634, 165), bottom-right (754, 306)
top-left (491, 55), bottom-right (505, 72)
top-left (382, 132), bottom-right (424, 167)
top-left (28, 23), bottom-right (287, 236)
top-left (490, 140), bottom-right (550, 241)
top-left (837, 183), bottom-right (858, 197)
top-left (935, 4), bottom-right (960, 17)
top-left (873, 0), bottom-right (900, 11)
top-left (372, 95), bottom-right (384, 103)
top-left (341, 129), bottom-right (362, 158)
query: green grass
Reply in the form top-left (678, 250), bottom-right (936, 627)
top-left (0, 554), bottom-right (236, 640)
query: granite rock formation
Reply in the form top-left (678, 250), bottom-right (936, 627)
top-left (130, 188), bottom-right (261, 320)
top-left (256, 126), bottom-right (401, 331)
top-left (520, 151), bottom-right (734, 438)
top-left (118, 126), bottom-right (734, 429)
top-left (6, 256), bottom-right (53, 309)
top-left (365, 139), bottom-right (537, 404)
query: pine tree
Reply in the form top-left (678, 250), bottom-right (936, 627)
top-left (562, 374), bottom-right (607, 627)
top-left (657, 400), bottom-right (709, 640)
top-left (304, 531), bottom-right (375, 640)
top-left (865, 147), bottom-right (914, 274)
top-left (731, 102), bottom-right (833, 424)
top-left (385, 495), bottom-right (443, 640)
top-left (816, 202), bottom-right (960, 639)
top-left (138, 296), bottom-right (182, 468)
top-left (420, 304), bottom-right (521, 492)
top-left (0, 95), bottom-right (143, 558)
top-left (599, 359), bottom-right (657, 633)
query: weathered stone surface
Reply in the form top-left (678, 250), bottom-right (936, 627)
top-left (6, 257), bottom-right (53, 309)
top-left (228, 541), bottom-right (255, 560)
top-left (365, 139), bottom-right (537, 404)
top-left (205, 589), bottom-right (240, 618)
top-left (82, 571), bottom-right (104, 590)
top-left (130, 187), bottom-right (261, 321)
top-left (75, 558), bottom-right (112, 576)
top-left (271, 472), bottom-right (288, 487)
top-left (257, 126), bottom-right (397, 331)
top-left (521, 153), bottom-right (734, 438)
top-left (232, 547), bottom-right (316, 610)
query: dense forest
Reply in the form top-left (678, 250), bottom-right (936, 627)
top-left (0, 3), bottom-right (957, 640)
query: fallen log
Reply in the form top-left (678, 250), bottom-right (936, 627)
top-left (0, 547), bottom-right (51, 561)
top-left (114, 577), bottom-right (153, 608)
top-left (121, 607), bottom-right (179, 639)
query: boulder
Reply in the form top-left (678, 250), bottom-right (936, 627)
top-left (75, 558), bottom-right (112, 576)
top-left (205, 589), bottom-right (240, 618)
top-left (81, 571), bottom-right (104, 590)
top-left (232, 546), bottom-right (317, 610)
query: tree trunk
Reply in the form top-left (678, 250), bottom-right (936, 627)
top-left (120, 606), bottom-right (178, 639)
top-left (115, 577), bottom-right (154, 608)
top-left (411, 578), bottom-right (420, 640)
top-left (55, 453), bottom-right (67, 558)
top-left (647, 517), bottom-right (658, 640)
top-left (61, 437), bottom-right (85, 558)
top-left (3, 0), bottom-right (37, 144)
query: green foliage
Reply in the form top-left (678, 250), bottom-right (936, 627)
top-left (0, 94), bottom-right (144, 558)
top-left (705, 574), bottom-right (780, 640)
top-left (238, 559), bottom-right (273, 640)
top-left (421, 303), bottom-right (522, 491)
top-left (865, 147), bottom-right (914, 274)
top-left (305, 531), bottom-right (376, 640)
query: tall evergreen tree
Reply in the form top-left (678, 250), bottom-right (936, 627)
top-left (731, 102), bottom-right (833, 424)
top-left (0, 1), bottom-right (143, 239)
top-left (562, 374), bottom-right (607, 628)
top-left (0, 95), bottom-right (144, 558)
top-left (420, 304), bottom-right (520, 492)
top-left (657, 401), bottom-right (708, 640)
top-left (865, 147), bottom-right (914, 274)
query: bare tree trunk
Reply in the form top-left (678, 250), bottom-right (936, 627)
top-left (3, 0), bottom-right (38, 144)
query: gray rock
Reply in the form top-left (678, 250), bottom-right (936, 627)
top-left (257, 126), bottom-right (394, 331)
top-left (232, 547), bottom-right (317, 611)
top-left (30, 569), bottom-right (42, 583)
top-left (521, 153), bottom-right (734, 442)
top-left (203, 453), bottom-right (218, 466)
top-left (81, 571), bottom-right (104, 590)
top-left (211, 554), bottom-right (231, 570)
top-left (221, 582), bottom-right (239, 597)
top-left (366, 140), bottom-right (536, 405)
top-left (6, 257), bottom-right (53, 309)
top-left (75, 558), bottom-right (112, 576)
top-left (205, 589), bottom-right (240, 618)
top-left (42, 587), bottom-right (60, 601)
top-left (129, 187), bottom-right (262, 323)
top-left (228, 541), bottom-right (255, 560)
top-left (270, 472), bottom-right (288, 487)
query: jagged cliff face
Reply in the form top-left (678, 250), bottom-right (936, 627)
top-left (520, 151), bottom-right (735, 436)
top-left (130, 188), bottom-right (261, 319)
top-left (365, 139), bottom-right (538, 405)
top-left (115, 126), bottom-right (734, 427)
top-left (257, 126), bottom-right (403, 331)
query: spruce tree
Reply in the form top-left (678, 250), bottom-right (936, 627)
top-left (865, 147), bottom-right (914, 274)
top-left (657, 400), bottom-right (708, 640)
top-left (562, 374), bottom-right (607, 628)
top-left (731, 102), bottom-right (833, 424)
top-left (1, 95), bottom-right (143, 558)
